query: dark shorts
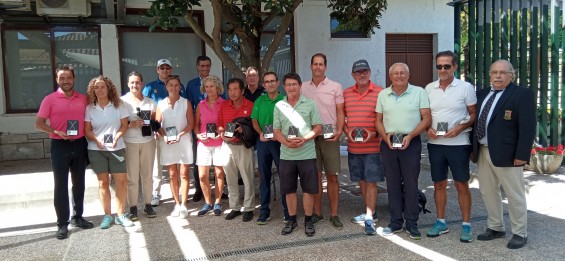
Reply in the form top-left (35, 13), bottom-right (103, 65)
top-left (279, 159), bottom-right (318, 195)
top-left (427, 144), bottom-right (471, 182)
top-left (314, 137), bottom-right (341, 175)
top-left (88, 149), bottom-right (128, 174)
top-left (348, 153), bottom-right (385, 183)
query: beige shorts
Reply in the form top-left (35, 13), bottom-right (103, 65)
top-left (314, 137), bottom-right (341, 175)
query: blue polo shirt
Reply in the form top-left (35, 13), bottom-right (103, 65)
top-left (142, 78), bottom-right (185, 104)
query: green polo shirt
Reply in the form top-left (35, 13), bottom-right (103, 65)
top-left (251, 92), bottom-right (284, 131)
top-left (375, 84), bottom-right (430, 134)
top-left (273, 95), bottom-right (322, 160)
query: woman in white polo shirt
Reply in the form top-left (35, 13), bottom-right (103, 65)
top-left (121, 71), bottom-right (158, 221)
top-left (85, 75), bottom-right (133, 229)
top-left (156, 75), bottom-right (194, 218)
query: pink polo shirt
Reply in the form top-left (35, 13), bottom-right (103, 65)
top-left (37, 88), bottom-right (88, 139)
top-left (197, 97), bottom-right (224, 147)
top-left (301, 77), bottom-right (344, 129)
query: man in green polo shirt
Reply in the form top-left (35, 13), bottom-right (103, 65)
top-left (274, 72), bottom-right (322, 237)
top-left (251, 71), bottom-right (289, 225)
top-left (376, 63), bottom-right (431, 240)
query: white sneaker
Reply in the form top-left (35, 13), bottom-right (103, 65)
top-left (170, 205), bottom-right (181, 217)
top-left (179, 205), bottom-right (188, 219)
top-left (151, 194), bottom-right (161, 206)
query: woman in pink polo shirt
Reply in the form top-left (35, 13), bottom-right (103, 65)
top-left (84, 76), bottom-right (133, 229)
top-left (194, 75), bottom-right (226, 217)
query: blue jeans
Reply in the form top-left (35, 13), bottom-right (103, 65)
top-left (256, 139), bottom-right (288, 218)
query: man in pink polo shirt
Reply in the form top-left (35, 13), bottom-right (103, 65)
top-left (36, 66), bottom-right (93, 240)
top-left (301, 53), bottom-right (345, 229)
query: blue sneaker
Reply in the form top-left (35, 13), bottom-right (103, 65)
top-left (115, 214), bottom-right (134, 227)
top-left (364, 219), bottom-right (376, 235)
top-left (426, 220), bottom-right (449, 237)
top-left (351, 212), bottom-right (379, 224)
top-left (213, 203), bottom-right (222, 216)
top-left (460, 224), bottom-right (473, 243)
top-left (100, 215), bottom-right (113, 229)
top-left (381, 226), bottom-right (403, 236)
top-left (197, 204), bottom-right (213, 216)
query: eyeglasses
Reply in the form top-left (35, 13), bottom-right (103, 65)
top-left (284, 83), bottom-right (300, 87)
top-left (159, 67), bottom-right (172, 70)
top-left (264, 80), bottom-right (277, 85)
top-left (354, 70), bottom-right (370, 75)
top-left (489, 70), bottom-right (512, 76)
top-left (436, 64), bottom-right (452, 70)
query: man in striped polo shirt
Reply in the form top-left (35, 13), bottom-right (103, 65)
top-left (343, 60), bottom-right (385, 235)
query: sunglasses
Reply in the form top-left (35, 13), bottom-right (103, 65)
top-left (436, 64), bottom-right (452, 70)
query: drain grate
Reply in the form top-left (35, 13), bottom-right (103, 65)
top-left (181, 232), bottom-right (366, 261)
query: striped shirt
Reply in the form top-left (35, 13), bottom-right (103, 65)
top-left (344, 81), bottom-right (383, 154)
top-left (217, 98), bottom-right (254, 142)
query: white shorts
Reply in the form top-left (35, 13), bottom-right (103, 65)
top-left (196, 142), bottom-right (224, 166)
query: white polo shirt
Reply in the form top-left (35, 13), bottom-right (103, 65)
top-left (121, 92), bottom-right (156, 143)
top-left (425, 78), bottom-right (477, 146)
top-left (85, 102), bottom-right (129, 151)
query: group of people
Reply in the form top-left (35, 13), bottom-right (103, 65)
top-left (37, 51), bottom-right (535, 250)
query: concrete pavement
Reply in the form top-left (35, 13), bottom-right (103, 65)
top-left (1, 152), bottom-right (565, 260)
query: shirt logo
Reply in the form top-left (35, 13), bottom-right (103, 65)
top-left (504, 110), bottom-right (512, 120)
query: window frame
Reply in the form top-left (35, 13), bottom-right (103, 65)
top-left (1, 23), bottom-right (101, 113)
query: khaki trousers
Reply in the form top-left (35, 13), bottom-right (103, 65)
top-left (125, 140), bottom-right (156, 205)
top-left (223, 143), bottom-right (255, 212)
top-left (477, 145), bottom-right (527, 237)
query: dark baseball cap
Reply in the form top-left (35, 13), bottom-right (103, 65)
top-left (352, 59), bottom-right (370, 72)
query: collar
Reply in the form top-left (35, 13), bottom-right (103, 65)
top-left (432, 78), bottom-right (460, 88)
top-left (308, 76), bottom-right (329, 86)
top-left (266, 92), bottom-right (283, 102)
top-left (284, 94), bottom-right (307, 104)
top-left (352, 81), bottom-right (376, 93)
top-left (56, 88), bottom-right (78, 98)
top-left (94, 101), bottom-right (115, 110)
top-left (385, 84), bottom-right (414, 96)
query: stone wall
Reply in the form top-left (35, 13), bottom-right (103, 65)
top-left (0, 132), bottom-right (50, 161)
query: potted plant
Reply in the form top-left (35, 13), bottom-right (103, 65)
top-left (529, 144), bottom-right (564, 174)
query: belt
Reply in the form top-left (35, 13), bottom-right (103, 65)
top-left (225, 140), bottom-right (243, 145)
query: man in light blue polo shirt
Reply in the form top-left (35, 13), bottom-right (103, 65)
top-left (376, 63), bottom-right (431, 240)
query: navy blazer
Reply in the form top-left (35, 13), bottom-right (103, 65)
top-left (471, 82), bottom-right (536, 167)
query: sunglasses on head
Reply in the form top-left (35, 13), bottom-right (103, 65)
top-left (436, 64), bottom-right (452, 70)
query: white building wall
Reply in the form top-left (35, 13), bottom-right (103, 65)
top-left (294, 0), bottom-right (454, 87)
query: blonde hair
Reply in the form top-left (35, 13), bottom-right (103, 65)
top-left (86, 75), bottom-right (122, 107)
top-left (200, 75), bottom-right (225, 95)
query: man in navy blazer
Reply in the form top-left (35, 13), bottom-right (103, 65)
top-left (471, 60), bottom-right (536, 249)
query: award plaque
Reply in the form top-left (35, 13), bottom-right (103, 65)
top-left (323, 124), bottom-right (334, 139)
top-left (287, 126), bottom-right (298, 139)
top-left (140, 110), bottom-right (151, 125)
top-left (392, 133), bottom-right (403, 148)
top-left (206, 123), bottom-right (217, 138)
top-left (165, 127), bottom-right (178, 141)
top-left (436, 122), bottom-right (448, 136)
top-left (103, 134), bottom-right (114, 146)
top-left (354, 128), bottom-right (364, 142)
top-left (66, 120), bottom-right (78, 136)
top-left (263, 124), bottom-right (274, 139)
top-left (224, 122), bottom-right (236, 138)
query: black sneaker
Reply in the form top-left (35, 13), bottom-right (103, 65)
top-left (507, 235), bottom-right (527, 249)
top-left (477, 228), bottom-right (506, 241)
top-left (305, 221), bottom-right (316, 237)
top-left (225, 210), bottom-right (242, 220)
top-left (193, 190), bottom-right (203, 202)
top-left (281, 221), bottom-right (298, 235)
top-left (143, 204), bottom-right (157, 218)
top-left (242, 211), bottom-right (254, 222)
top-left (129, 206), bottom-right (139, 221)
top-left (56, 226), bottom-right (68, 240)
top-left (221, 192), bottom-right (229, 200)
top-left (406, 226), bottom-right (422, 240)
top-left (70, 217), bottom-right (94, 229)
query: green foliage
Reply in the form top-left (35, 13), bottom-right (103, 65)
top-left (147, 0), bottom-right (200, 31)
top-left (328, 0), bottom-right (388, 35)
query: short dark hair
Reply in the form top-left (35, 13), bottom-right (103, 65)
top-left (196, 56), bottom-right (211, 65)
top-left (227, 77), bottom-right (245, 91)
top-left (283, 73), bottom-right (302, 86)
top-left (56, 65), bottom-right (75, 78)
top-left (127, 71), bottom-right (144, 82)
top-left (310, 53), bottom-right (327, 66)
top-left (262, 71), bottom-right (278, 81)
top-left (435, 50), bottom-right (458, 66)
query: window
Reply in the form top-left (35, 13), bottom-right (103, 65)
top-left (330, 17), bottom-right (368, 38)
top-left (2, 26), bottom-right (100, 113)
